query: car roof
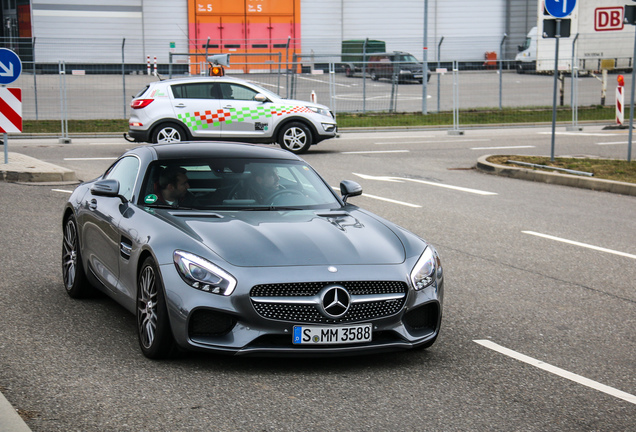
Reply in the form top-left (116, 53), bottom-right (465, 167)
top-left (148, 76), bottom-right (258, 86)
top-left (141, 142), bottom-right (302, 161)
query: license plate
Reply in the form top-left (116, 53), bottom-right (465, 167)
top-left (293, 324), bottom-right (372, 345)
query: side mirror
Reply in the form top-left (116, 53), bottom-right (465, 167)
top-left (91, 179), bottom-right (128, 203)
top-left (254, 93), bottom-right (267, 103)
top-left (340, 180), bottom-right (362, 203)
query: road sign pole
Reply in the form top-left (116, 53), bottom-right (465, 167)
top-left (550, 19), bottom-right (562, 162)
top-left (3, 133), bottom-right (7, 164)
top-left (628, 27), bottom-right (636, 162)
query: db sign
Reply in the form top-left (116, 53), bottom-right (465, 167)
top-left (595, 7), bottom-right (624, 31)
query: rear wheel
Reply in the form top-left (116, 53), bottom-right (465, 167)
top-left (62, 215), bottom-right (91, 298)
top-left (278, 122), bottom-right (312, 154)
top-left (153, 123), bottom-right (186, 143)
top-left (370, 70), bottom-right (379, 81)
top-left (137, 257), bottom-right (176, 359)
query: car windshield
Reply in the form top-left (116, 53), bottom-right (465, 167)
top-left (243, 81), bottom-right (282, 100)
top-left (140, 158), bottom-right (342, 211)
top-left (396, 54), bottom-right (419, 63)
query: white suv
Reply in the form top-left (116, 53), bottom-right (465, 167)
top-left (127, 76), bottom-right (337, 154)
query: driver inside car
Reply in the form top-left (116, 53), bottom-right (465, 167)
top-left (232, 164), bottom-right (286, 204)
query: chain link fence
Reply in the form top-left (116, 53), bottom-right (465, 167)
top-left (3, 37), bottom-right (629, 127)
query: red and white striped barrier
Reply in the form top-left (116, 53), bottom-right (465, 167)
top-left (0, 87), bottom-right (22, 133)
top-left (616, 74), bottom-right (625, 126)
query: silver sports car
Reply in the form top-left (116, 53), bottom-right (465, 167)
top-left (62, 142), bottom-right (444, 359)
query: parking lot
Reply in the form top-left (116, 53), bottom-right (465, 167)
top-left (0, 126), bottom-right (634, 431)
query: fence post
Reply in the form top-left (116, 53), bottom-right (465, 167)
top-left (122, 38), bottom-right (126, 119)
top-left (285, 36), bottom-right (290, 99)
top-left (32, 36), bottom-right (38, 121)
top-left (499, 33), bottom-right (507, 110)
top-left (58, 61), bottom-right (71, 143)
top-left (567, 33), bottom-right (581, 131)
top-left (329, 62), bottom-right (337, 118)
top-left (362, 38), bottom-right (368, 114)
top-left (448, 60), bottom-right (464, 135)
top-left (437, 36), bottom-right (444, 113)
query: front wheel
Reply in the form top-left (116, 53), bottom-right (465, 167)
top-left (278, 122), bottom-right (312, 154)
top-left (137, 257), bottom-right (176, 359)
top-left (62, 215), bottom-right (91, 298)
top-left (153, 123), bottom-right (186, 143)
top-left (370, 70), bottom-right (379, 81)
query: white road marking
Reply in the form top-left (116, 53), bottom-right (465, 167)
top-left (353, 173), bottom-right (498, 196)
top-left (341, 150), bottom-right (410, 154)
top-left (522, 231), bottom-right (636, 260)
top-left (471, 145), bottom-right (535, 150)
top-left (330, 186), bottom-right (421, 208)
top-left (474, 340), bottom-right (636, 405)
top-left (375, 139), bottom-right (491, 145)
top-left (597, 141), bottom-right (627, 146)
top-left (361, 193), bottom-right (421, 208)
top-left (538, 132), bottom-right (616, 137)
top-left (52, 189), bottom-right (73, 194)
top-left (297, 76), bottom-right (351, 87)
top-left (63, 157), bottom-right (117, 161)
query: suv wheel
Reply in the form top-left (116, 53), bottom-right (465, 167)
top-left (278, 122), bottom-right (312, 154)
top-left (370, 70), bottom-right (379, 81)
top-left (153, 123), bottom-right (186, 143)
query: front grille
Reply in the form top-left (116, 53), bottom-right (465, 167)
top-left (250, 281), bottom-right (407, 324)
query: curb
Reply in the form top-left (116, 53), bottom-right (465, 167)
top-left (0, 391), bottom-right (32, 432)
top-left (0, 153), bottom-right (77, 183)
top-left (476, 155), bottom-right (636, 196)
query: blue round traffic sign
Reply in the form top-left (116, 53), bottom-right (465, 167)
top-left (0, 48), bottom-right (22, 85)
top-left (544, 0), bottom-right (576, 19)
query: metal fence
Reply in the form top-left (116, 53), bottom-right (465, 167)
top-left (4, 37), bottom-right (629, 128)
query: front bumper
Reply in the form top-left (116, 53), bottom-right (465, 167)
top-left (160, 262), bottom-right (443, 357)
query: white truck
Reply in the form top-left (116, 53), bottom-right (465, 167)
top-left (515, 0), bottom-right (635, 73)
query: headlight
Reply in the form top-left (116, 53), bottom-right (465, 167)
top-left (410, 247), bottom-right (436, 290)
top-left (306, 106), bottom-right (332, 117)
top-left (174, 250), bottom-right (237, 296)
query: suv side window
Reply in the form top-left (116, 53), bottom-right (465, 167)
top-left (103, 156), bottom-right (140, 201)
top-left (218, 83), bottom-right (259, 101)
top-left (171, 83), bottom-right (217, 99)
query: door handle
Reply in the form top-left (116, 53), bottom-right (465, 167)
top-left (89, 199), bottom-right (97, 210)
top-left (174, 104), bottom-right (186, 108)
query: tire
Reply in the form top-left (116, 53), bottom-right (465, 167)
top-left (152, 123), bottom-right (186, 144)
top-left (370, 70), bottom-right (379, 81)
top-left (62, 215), bottom-right (91, 298)
top-left (278, 122), bottom-right (312, 154)
top-left (137, 256), bottom-right (176, 359)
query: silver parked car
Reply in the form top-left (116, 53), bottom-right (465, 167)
top-left (126, 76), bottom-right (337, 154)
top-left (62, 142), bottom-right (444, 359)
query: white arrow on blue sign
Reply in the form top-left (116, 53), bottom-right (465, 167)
top-left (544, 0), bottom-right (577, 19)
top-left (0, 48), bottom-right (22, 85)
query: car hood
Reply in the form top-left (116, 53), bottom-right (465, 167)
top-left (164, 209), bottom-right (406, 267)
top-left (274, 97), bottom-right (331, 111)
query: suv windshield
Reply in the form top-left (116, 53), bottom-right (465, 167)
top-left (140, 158), bottom-right (341, 211)
top-left (396, 54), bottom-right (419, 63)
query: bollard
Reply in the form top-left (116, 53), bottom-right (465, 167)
top-left (147, 55), bottom-right (150, 75)
top-left (310, 90), bottom-right (317, 103)
top-left (154, 56), bottom-right (157, 75)
top-left (617, 74), bottom-right (625, 126)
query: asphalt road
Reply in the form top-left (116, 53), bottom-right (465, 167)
top-left (0, 126), bottom-right (634, 431)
